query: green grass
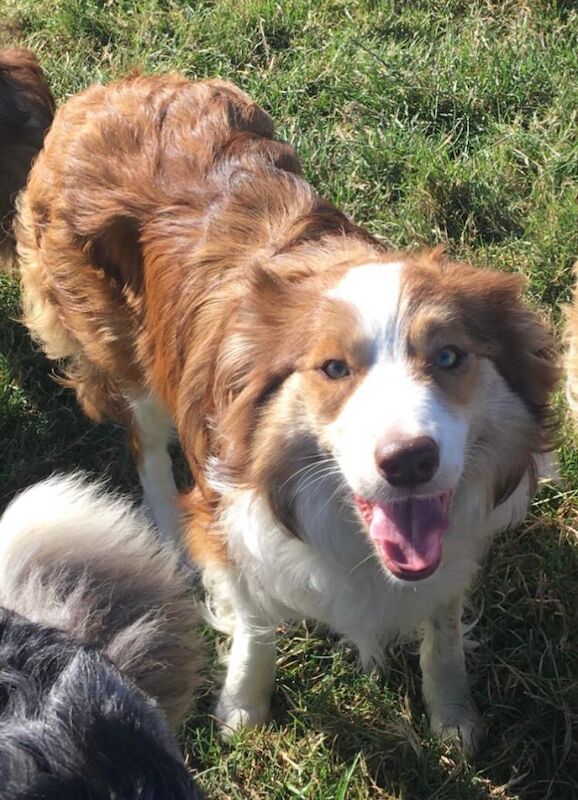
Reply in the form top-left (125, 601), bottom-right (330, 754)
top-left (1, 1), bottom-right (577, 797)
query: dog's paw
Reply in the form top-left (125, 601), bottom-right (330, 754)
top-left (215, 694), bottom-right (270, 741)
top-left (430, 707), bottom-right (487, 757)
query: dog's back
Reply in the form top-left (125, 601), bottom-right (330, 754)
top-left (0, 48), bottom-right (54, 265)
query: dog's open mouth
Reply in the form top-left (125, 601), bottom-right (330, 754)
top-left (355, 493), bottom-right (452, 581)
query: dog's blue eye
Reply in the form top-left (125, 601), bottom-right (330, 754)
top-left (435, 347), bottom-right (462, 369)
top-left (321, 359), bottom-right (350, 379)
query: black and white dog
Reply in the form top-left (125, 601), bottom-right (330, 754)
top-left (0, 476), bottom-right (204, 799)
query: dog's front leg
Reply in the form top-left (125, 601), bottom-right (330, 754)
top-left (216, 612), bottom-right (277, 739)
top-left (130, 394), bottom-right (182, 544)
top-left (419, 596), bottom-right (486, 756)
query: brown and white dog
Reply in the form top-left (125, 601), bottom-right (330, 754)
top-left (0, 48), bottom-right (54, 266)
top-left (15, 72), bottom-right (560, 753)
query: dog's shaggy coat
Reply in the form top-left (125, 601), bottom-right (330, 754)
top-left (16, 72), bottom-right (560, 752)
top-left (0, 48), bottom-right (54, 266)
top-left (0, 476), bottom-right (203, 799)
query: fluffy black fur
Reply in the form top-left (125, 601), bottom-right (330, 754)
top-left (0, 611), bottom-right (203, 800)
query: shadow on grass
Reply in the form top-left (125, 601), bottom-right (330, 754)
top-left (272, 644), bottom-right (488, 799)
top-left (0, 279), bottom-right (137, 507)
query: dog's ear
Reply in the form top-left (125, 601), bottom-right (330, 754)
top-left (176, 267), bottom-right (301, 493)
top-left (217, 365), bottom-right (293, 481)
top-left (180, 360), bottom-right (293, 496)
top-left (200, 266), bottom-right (314, 486)
top-left (492, 456), bottom-right (537, 510)
top-left (420, 257), bottom-right (561, 451)
top-left (460, 268), bottom-right (560, 450)
top-left (211, 268), bottom-right (296, 482)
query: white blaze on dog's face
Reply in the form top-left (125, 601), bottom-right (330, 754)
top-left (326, 262), bottom-right (469, 500)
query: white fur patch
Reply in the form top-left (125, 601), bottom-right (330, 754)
top-left (326, 260), bottom-right (468, 501)
top-left (328, 261), bottom-right (404, 358)
top-left (327, 360), bottom-right (469, 501)
top-left (0, 475), bottom-right (148, 591)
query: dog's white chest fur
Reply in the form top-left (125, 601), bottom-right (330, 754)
top-left (216, 467), bottom-right (533, 667)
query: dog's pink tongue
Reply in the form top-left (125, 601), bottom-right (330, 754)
top-left (368, 497), bottom-right (449, 580)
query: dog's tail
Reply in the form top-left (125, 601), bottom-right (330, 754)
top-left (0, 48), bottom-right (54, 268)
top-left (0, 474), bottom-right (201, 728)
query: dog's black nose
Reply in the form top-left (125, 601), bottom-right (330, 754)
top-left (375, 436), bottom-right (439, 488)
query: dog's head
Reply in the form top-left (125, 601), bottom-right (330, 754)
top-left (205, 247), bottom-right (559, 581)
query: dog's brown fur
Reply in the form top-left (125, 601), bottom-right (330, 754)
top-left (16, 72), bottom-right (559, 569)
top-left (0, 48), bottom-right (54, 266)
